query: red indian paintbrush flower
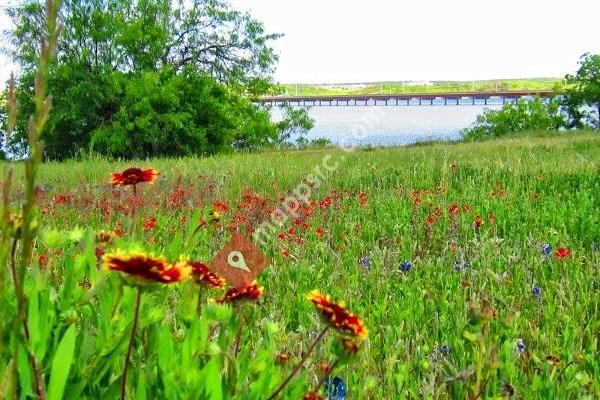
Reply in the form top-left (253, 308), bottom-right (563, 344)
top-left (555, 247), bottom-right (570, 259)
top-left (307, 290), bottom-right (368, 339)
top-left (111, 167), bottom-right (159, 186)
top-left (474, 214), bottom-right (483, 228)
top-left (218, 281), bottom-right (263, 304)
top-left (142, 217), bottom-right (157, 231)
top-left (191, 261), bottom-right (226, 288)
top-left (449, 203), bottom-right (460, 215)
top-left (103, 251), bottom-right (190, 283)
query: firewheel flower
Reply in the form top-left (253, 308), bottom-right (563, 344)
top-left (190, 262), bottom-right (226, 288)
top-left (111, 167), bottom-right (159, 186)
top-left (218, 281), bottom-right (263, 304)
top-left (341, 338), bottom-right (359, 355)
top-left (103, 251), bottom-right (190, 284)
top-left (307, 290), bottom-right (368, 339)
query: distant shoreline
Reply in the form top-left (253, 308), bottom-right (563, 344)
top-left (279, 77), bottom-right (563, 97)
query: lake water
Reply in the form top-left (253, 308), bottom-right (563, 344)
top-left (271, 105), bottom-right (502, 146)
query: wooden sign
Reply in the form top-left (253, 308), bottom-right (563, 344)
top-left (209, 233), bottom-right (270, 287)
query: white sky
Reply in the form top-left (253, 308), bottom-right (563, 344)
top-left (2, 0), bottom-right (600, 84)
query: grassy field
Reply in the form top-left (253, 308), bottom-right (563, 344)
top-left (279, 78), bottom-right (563, 97)
top-left (2, 131), bottom-right (599, 399)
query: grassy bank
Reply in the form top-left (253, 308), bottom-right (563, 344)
top-left (3, 131), bottom-right (599, 398)
top-left (280, 78), bottom-right (563, 97)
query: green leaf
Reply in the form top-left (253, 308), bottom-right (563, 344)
top-left (40, 229), bottom-right (67, 249)
top-left (462, 330), bottom-right (479, 344)
top-left (67, 227), bottom-right (85, 243)
top-left (27, 290), bottom-right (40, 350)
top-left (134, 373), bottom-right (147, 400)
top-left (47, 325), bottom-right (77, 400)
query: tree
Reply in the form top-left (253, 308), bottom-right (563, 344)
top-left (4, 0), bottom-right (281, 94)
top-left (564, 53), bottom-right (600, 130)
top-left (1, 0), bottom-right (286, 159)
top-left (275, 104), bottom-right (315, 144)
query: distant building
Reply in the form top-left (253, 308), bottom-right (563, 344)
top-left (317, 83), bottom-right (369, 90)
top-left (403, 80), bottom-right (432, 86)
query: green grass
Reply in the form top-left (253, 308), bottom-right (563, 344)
top-left (279, 78), bottom-right (563, 97)
top-left (2, 131), bottom-right (599, 399)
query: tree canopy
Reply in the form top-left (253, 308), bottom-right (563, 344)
top-left (564, 53), bottom-right (600, 129)
top-left (1, 0), bottom-right (311, 160)
top-left (5, 0), bottom-right (281, 94)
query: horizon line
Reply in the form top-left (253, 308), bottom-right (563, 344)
top-left (278, 77), bottom-right (563, 86)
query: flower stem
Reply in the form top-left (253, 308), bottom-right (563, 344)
top-left (234, 306), bottom-right (244, 358)
top-left (129, 185), bottom-right (138, 237)
top-left (10, 238), bottom-right (45, 400)
top-left (266, 326), bottom-right (328, 400)
top-left (196, 287), bottom-right (203, 316)
top-left (121, 288), bottom-right (142, 400)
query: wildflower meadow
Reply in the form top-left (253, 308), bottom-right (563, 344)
top-left (1, 129), bottom-right (599, 399)
top-left (0, 2), bottom-right (598, 399)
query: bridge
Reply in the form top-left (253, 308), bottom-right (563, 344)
top-left (259, 89), bottom-right (559, 107)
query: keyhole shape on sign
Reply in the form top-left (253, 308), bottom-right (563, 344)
top-left (227, 251), bottom-right (251, 273)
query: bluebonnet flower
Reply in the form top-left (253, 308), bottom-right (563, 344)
top-left (592, 242), bottom-right (598, 253)
top-left (532, 285), bottom-right (542, 298)
top-left (440, 344), bottom-right (451, 356)
top-left (323, 376), bottom-right (346, 400)
top-left (400, 260), bottom-right (411, 273)
top-left (515, 338), bottom-right (526, 355)
top-left (454, 260), bottom-right (470, 272)
top-left (358, 257), bottom-right (372, 268)
top-left (541, 243), bottom-right (552, 256)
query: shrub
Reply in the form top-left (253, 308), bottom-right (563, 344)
top-left (462, 98), bottom-right (565, 140)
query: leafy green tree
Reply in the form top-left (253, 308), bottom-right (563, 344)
top-left (564, 53), bottom-right (600, 129)
top-left (4, 0), bottom-right (280, 92)
top-left (462, 98), bottom-right (565, 140)
top-left (2, 0), bottom-right (285, 159)
top-left (275, 104), bottom-right (315, 144)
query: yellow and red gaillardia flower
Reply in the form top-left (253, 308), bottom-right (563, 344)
top-left (218, 281), bottom-right (263, 304)
top-left (111, 168), bottom-right (159, 187)
top-left (95, 230), bottom-right (114, 245)
top-left (103, 251), bottom-right (191, 284)
top-left (341, 338), bottom-right (359, 355)
top-left (191, 261), bottom-right (226, 289)
top-left (307, 290), bottom-right (368, 339)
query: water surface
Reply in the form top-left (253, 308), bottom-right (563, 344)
top-left (271, 105), bottom-right (502, 146)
